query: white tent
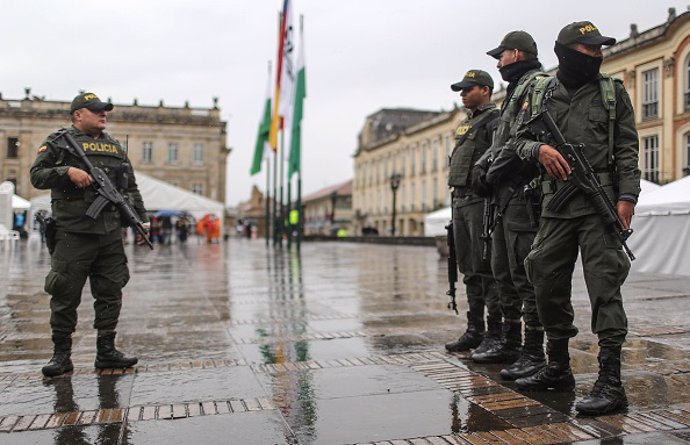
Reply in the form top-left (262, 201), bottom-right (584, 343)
top-left (12, 194), bottom-right (30, 210)
top-left (628, 176), bottom-right (690, 276)
top-left (424, 206), bottom-right (452, 237)
top-left (424, 180), bottom-right (662, 238)
top-left (135, 172), bottom-right (225, 218)
top-left (30, 172), bottom-right (225, 220)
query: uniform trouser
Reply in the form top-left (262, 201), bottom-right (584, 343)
top-left (524, 214), bottom-right (630, 347)
top-left (453, 200), bottom-right (500, 318)
top-left (44, 229), bottom-right (130, 335)
top-left (491, 200), bottom-right (541, 327)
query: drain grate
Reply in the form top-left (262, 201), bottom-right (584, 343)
top-left (0, 398), bottom-right (275, 433)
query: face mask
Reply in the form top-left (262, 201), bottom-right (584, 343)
top-left (498, 59), bottom-right (542, 83)
top-left (555, 42), bottom-right (602, 88)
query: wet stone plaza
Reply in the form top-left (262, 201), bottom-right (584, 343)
top-left (1, 238), bottom-right (690, 445)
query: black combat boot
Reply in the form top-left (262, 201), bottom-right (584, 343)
top-left (445, 311), bottom-right (485, 352)
top-left (575, 346), bottom-right (628, 415)
top-left (95, 331), bottom-right (138, 369)
top-left (515, 338), bottom-right (575, 391)
top-left (471, 315), bottom-right (502, 356)
top-left (42, 334), bottom-right (74, 377)
top-left (471, 320), bottom-right (521, 364)
top-left (500, 327), bottom-right (545, 380)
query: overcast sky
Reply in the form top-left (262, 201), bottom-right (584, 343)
top-left (2, 1), bottom-right (687, 205)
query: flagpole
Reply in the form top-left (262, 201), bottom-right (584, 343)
top-left (287, 165), bottom-right (292, 248)
top-left (273, 146), bottom-right (278, 246)
top-left (265, 154), bottom-right (271, 246)
top-left (279, 119), bottom-right (285, 247)
top-left (297, 14), bottom-right (305, 250)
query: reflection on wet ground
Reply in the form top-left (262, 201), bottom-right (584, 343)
top-left (1, 239), bottom-right (689, 444)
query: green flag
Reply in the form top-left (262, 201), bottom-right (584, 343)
top-left (288, 20), bottom-right (306, 178)
top-left (250, 63), bottom-right (273, 175)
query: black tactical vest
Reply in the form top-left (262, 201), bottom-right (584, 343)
top-left (448, 106), bottom-right (499, 188)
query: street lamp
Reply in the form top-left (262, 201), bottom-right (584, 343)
top-left (330, 190), bottom-right (338, 234)
top-left (389, 173), bottom-right (402, 236)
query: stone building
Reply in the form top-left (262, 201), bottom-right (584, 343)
top-left (601, 7), bottom-right (690, 183)
top-left (236, 185), bottom-right (271, 239)
top-left (303, 180), bottom-right (353, 236)
top-left (0, 91), bottom-right (228, 202)
top-left (352, 107), bottom-right (465, 236)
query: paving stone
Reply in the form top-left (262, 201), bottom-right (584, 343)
top-left (0, 416), bottom-right (19, 432)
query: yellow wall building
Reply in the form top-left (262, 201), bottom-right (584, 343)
top-left (602, 7), bottom-right (690, 183)
top-left (352, 108), bottom-right (466, 236)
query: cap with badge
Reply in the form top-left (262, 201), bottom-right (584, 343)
top-left (450, 69), bottom-right (494, 91)
top-left (557, 21), bottom-right (616, 46)
top-left (487, 30), bottom-right (538, 59)
top-left (70, 92), bottom-right (114, 114)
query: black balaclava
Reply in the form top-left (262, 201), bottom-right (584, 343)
top-left (554, 41), bottom-right (602, 89)
top-left (499, 59), bottom-right (542, 84)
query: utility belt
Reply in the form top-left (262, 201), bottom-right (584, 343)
top-left (451, 187), bottom-right (474, 199)
top-left (541, 172), bottom-right (613, 195)
top-left (451, 187), bottom-right (481, 208)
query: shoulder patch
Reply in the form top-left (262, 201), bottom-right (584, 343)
top-left (38, 145), bottom-right (47, 153)
top-left (455, 124), bottom-right (471, 137)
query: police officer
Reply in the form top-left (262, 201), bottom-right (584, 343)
top-left (471, 31), bottom-right (546, 381)
top-left (30, 92), bottom-right (148, 377)
top-left (511, 22), bottom-right (640, 416)
top-left (445, 70), bottom-right (501, 353)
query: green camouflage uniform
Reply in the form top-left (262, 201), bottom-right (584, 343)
top-left (448, 103), bottom-right (500, 319)
top-left (513, 78), bottom-right (641, 347)
top-left (30, 126), bottom-right (147, 335)
top-left (475, 65), bottom-right (544, 328)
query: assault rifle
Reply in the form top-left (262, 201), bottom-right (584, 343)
top-left (525, 110), bottom-right (635, 261)
top-left (57, 131), bottom-right (153, 249)
top-left (480, 199), bottom-right (494, 261)
top-left (445, 221), bottom-right (459, 315)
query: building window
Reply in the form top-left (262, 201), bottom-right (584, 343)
top-left (167, 143), bottom-right (179, 164)
top-left (192, 183), bottom-right (204, 195)
top-left (686, 58), bottom-right (690, 112)
top-left (193, 143), bottom-right (204, 165)
top-left (7, 138), bottom-right (19, 159)
top-left (643, 135), bottom-right (659, 183)
top-left (142, 142), bottom-right (153, 163)
top-left (642, 68), bottom-right (659, 120)
top-left (432, 177), bottom-right (438, 208)
top-left (401, 152), bottom-right (406, 177)
top-left (411, 183), bottom-right (416, 211)
top-left (685, 133), bottom-right (690, 177)
top-left (432, 140), bottom-right (439, 172)
top-left (420, 179), bottom-right (426, 210)
top-left (445, 134), bottom-right (452, 168)
top-left (421, 143), bottom-right (427, 174)
top-left (410, 146), bottom-right (416, 176)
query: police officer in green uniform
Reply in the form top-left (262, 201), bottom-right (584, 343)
top-left (30, 92), bottom-right (148, 377)
top-left (511, 22), bottom-right (640, 416)
top-left (471, 31), bottom-right (546, 381)
top-left (445, 70), bottom-right (501, 353)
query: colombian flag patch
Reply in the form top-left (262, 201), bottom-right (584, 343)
top-left (38, 145), bottom-right (47, 153)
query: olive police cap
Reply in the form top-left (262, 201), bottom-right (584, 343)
top-left (450, 69), bottom-right (494, 91)
top-left (557, 21), bottom-right (616, 46)
top-left (70, 92), bottom-right (114, 113)
top-left (487, 30), bottom-right (538, 59)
